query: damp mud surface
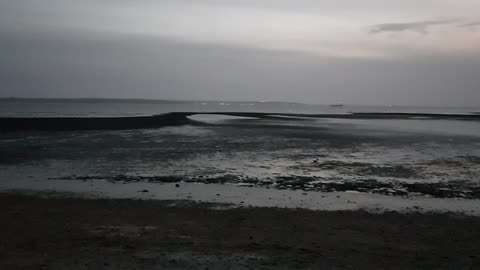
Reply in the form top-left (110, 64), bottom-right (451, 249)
top-left (2, 115), bottom-right (480, 201)
top-left (2, 115), bottom-right (480, 269)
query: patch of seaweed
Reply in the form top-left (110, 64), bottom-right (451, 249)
top-left (54, 174), bottom-right (480, 199)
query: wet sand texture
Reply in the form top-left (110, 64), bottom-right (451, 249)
top-left (1, 194), bottom-right (479, 270)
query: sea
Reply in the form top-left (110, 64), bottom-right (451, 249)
top-left (0, 98), bottom-right (479, 117)
top-left (1, 98), bottom-right (480, 214)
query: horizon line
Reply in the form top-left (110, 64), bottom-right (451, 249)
top-left (0, 96), bottom-right (478, 108)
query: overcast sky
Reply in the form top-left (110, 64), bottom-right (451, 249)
top-left (0, 0), bottom-right (479, 106)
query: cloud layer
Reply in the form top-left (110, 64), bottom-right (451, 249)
top-left (369, 19), bottom-right (459, 34)
top-left (459, 21), bottom-right (480, 28)
top-left (0, 0), bottom-right (479, 58)
top-left (0, 0), bottom-right (479, 106)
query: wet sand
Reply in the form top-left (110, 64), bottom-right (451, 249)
top-left (2, 114), bottom-right (480, 269)
top-left (1, 193), bottom-right (479, 270)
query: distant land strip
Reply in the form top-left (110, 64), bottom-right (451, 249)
top-left (1, 112), bottom-right (480, 131)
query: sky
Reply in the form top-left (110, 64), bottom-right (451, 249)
top-left (0, 0), bottom-right (479, 106)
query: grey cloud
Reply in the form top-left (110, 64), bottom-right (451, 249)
top-left (1, 1), bottom-right (480, 107)
top-left (1, 31), bottom-right (479, 106)
top-left (369, 19), bottom-right (458, 34)
top-left (459, 21), bottom-right (480, 28)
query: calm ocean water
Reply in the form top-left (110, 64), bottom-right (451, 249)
top-left (0, 99), bottom-right (478, 117)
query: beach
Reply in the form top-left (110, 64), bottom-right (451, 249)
top-left (1, 101), bottom-right (480, 269)
top-left (2, 0), bottom-right (480, 267)
top-left (2, 193), bottom-right (480, 270)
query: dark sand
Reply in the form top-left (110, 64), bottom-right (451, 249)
top-left (1, 194), bottom-right (479, 269)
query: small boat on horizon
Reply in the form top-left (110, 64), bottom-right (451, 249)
top-left (329, 103), bottom-right (344, 107)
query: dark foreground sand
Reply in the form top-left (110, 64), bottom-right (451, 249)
top-left (1, 194), bottom-right (479, 270)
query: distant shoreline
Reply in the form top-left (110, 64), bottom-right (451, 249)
top-left (1, 97), bottom-right (478, 109)
top-left (0, 97), bottom-right (306, 105)
top-left (2, 111), bottom-right (480, 131)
